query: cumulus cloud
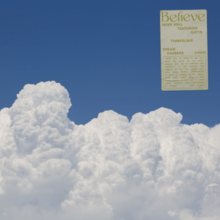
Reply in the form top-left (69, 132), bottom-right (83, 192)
top-left (0, 81), bottom-right (219, 220)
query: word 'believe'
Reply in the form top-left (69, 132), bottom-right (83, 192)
top-left (161, 11), bottom-right (206, 22)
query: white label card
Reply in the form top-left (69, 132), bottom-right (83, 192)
top-left (160, 9), bottom-right (208, 91)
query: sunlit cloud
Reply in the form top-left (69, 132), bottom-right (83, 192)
top-left (0, 81), bottom-right (219, 220)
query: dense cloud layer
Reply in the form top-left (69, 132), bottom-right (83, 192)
top-left (0, 81), bottom-right (219, 220)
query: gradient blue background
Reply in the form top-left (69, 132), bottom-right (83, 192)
top-left (0, 0), bottom-right (219, 127)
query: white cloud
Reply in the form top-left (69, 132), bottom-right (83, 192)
top-left (0, 81), bottom-right (220, 220)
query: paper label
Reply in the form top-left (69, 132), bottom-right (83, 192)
top-left (160, 10), bottom-right (208, 91)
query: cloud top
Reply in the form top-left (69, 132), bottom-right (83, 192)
top-left (0, 81), bottom-right (219, 220)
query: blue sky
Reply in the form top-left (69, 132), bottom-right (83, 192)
top-left (0, 0), bottom-right (219, 127)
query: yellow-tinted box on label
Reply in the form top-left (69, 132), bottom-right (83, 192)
top-left (160, 10), bottom-right (208, 91)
